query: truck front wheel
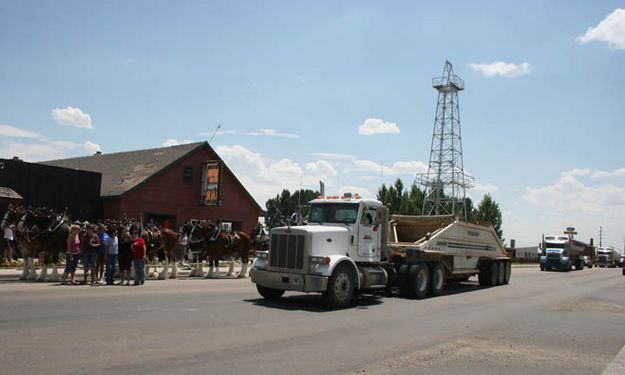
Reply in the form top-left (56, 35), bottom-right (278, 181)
top-left (429, 263), bottom-right (445, 296)
top-left (323, 263), bottom-right (356, 308)
top-left (256, 285), bottom-right (285, 300)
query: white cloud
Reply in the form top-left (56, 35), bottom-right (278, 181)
top-left (51, 106), bottom-right (93, 129)
top-left (471, 183), bottom-right (499, 194)
top-left (305, 160), bottom-right (338, 177)
top-left (516, 169), bottom-right (625, 249)
top-left (358, 118), bottom-right (400, 136)
top-left (0, 140), bottom-right (88, 161)
top-left (269, 159), bottom-right (303, 177)
top-left (162, 139), bottom-right (194, 147)
top-left (0, 124), bottom-right (43, 139)
top-left (83, 141), bottom-right (101, 154)
top-left (578, 8), bottom-right (625, 49)
top-left (469, 61), bottom-right (531, 78)
top-left (213, 128), bottom-right (299, 139)
top-left (523, 169), bottom-right (625, 216)
top-left (310, 152), bottom-right (355, 160)
top-left (352, 159), bottom-right (428, 175)
top-left (163, 139), bottom-right (180, 147)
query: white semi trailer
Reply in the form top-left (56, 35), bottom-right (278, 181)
top-left (250, 196), bottom-right (511, 308)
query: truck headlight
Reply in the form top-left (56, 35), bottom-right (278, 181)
top-left (256, 251), bottom-right (269, 260)
top-left (561, 256), bottom-right (569, 262)
top-left (309, 256), bottom-right (331, 265)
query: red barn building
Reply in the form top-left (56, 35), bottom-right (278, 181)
top-left (43, 142), bottom-right (262, 233)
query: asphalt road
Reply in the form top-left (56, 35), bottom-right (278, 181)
top-left (1, 266), bottom-right (624, 375)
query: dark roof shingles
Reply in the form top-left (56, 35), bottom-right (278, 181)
top-left (42, 142), bottom-right (204, 197)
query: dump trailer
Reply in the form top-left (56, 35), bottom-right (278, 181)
top-left (595, 247), bottom-right (620, 268)
top-left (250, 196), bottom-right (511, 308)
top-left (540, 235), bottom-right (590, 271)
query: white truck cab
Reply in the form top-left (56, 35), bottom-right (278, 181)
top-left (250, 195), bottom-right (390, 306)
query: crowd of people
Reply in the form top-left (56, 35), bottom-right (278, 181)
top-left (61, 223), bottom-right (148, 286)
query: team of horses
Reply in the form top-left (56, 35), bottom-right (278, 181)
top-left (1, 205), bottom-right (267, 282)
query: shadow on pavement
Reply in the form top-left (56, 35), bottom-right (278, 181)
top-left (245, 293), bottom-right (384, 312)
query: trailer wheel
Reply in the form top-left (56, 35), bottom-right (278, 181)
top-left (256, 285), bottom-right (285, 300)
top-left (323, 263), bottom-right (356, 308)
top-left (575, 260), bottom-right (584, 271)
top-left (503, 261), bottom-right (511, 285)
top-left (478, 263), bottom-right (490, 286)
top-left (398, 264), bottom-right (411, 297)
top-left (488, 261), bottom-right (498, 287)
top-left (429, 263), bottom-right (445, 296)
top-left (497, 261), bottom-right (505, 285)
top-left (408, 263), bottom-right (429, 299)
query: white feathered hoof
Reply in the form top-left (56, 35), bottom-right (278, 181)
top-left (27, 271), bottom-right (38, 281)
top-left (50, 267), bottom-right (60, 282)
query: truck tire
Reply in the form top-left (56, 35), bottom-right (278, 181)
top-left (256, 285), bottom-right (285, 300)
top-left (429, 263), bottom-right (445, 296)
top-left (497, 261), bottom-right (505, 285)
top-left (577, 260), bottom-right (584, 270)
top-left (503, 261), bottom-right (511, 285)
top-left (478, 263), bottom-right (490, 286)
top-left (323, 263), bottom-right (356, 308)
top-left (488, 261), bottom-right (498, 287)
top-left (398, 264), bottom-right (411, 297)
top-left (409, 263), bottom-right (429, 299)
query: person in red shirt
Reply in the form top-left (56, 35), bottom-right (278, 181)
top-left (131, 230), bottom-right (147, 285)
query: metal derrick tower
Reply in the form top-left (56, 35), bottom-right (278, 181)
top-left (418, 60), bottom-right (474, 221)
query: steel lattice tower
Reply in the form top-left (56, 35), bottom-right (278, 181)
top-left (418, 60), bottom-right (474, 220)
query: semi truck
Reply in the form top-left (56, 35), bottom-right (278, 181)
top-left (250, 195), bottom-right (511, 308)
top-left (595, 246), bottom-right (620, 268)
top-left (539, 234), bottom-right (591, 271)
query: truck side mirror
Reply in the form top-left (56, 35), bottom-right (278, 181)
top-left (375, 207), bottom-right (388, 225)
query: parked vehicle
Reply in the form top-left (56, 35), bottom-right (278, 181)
top-left (250, 195), bottom-right (510, 308)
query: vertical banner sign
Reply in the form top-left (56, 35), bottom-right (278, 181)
top-left (201, 161), bottom-right (222, 205)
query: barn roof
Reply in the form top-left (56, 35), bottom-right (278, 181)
top-left (0, 186), bottom-right (23, 201)
top-left (41, 142), bottom-right (262, 211)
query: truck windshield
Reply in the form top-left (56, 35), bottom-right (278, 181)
top-left (545, 243), bottom-right (565, 249)
top-left (308, 204), bottom-right (359, 224)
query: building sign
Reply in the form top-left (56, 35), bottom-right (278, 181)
top-left (201, 161), bottom-right (222, 205)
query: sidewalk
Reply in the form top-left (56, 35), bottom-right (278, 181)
top-left (603, 343), bottom-right (625, 375)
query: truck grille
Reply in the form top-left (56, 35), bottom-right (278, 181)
top-left (547, 254), bottom-right (560, 261)
top-left (269, 233), bottom-right (305, 270)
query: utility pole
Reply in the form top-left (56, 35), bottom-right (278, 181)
top-left (418, 60), bottom-right (474, 220)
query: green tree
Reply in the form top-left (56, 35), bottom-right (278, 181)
top-left (474, 194), bottom-right (503, 239)
top-left (377, 179), bottom-right (424, 215)
top-left (265, 189), bottom-right (319, 228)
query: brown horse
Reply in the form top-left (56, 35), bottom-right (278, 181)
top-left (186, 222), bottom-right (251, 278)
top-left (16, 208), bottom-right (69, 281)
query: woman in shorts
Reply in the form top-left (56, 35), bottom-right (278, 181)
top-left (61, 225), bottom-right (81, 285)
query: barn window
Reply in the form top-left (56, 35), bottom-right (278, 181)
top-left (183, 165), bottom-right (193, 184)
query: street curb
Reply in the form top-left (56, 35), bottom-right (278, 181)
top-left (602, 343), bottom-right (625, 375)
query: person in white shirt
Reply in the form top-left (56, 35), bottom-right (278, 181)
top-left (4, 224), bottom-right (15, 265)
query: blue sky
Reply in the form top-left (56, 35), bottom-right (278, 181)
top-left (1, 1), bottom-right (624, 251)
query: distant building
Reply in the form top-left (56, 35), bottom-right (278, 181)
top-left (513, 246), bottom-right (541, 261)
top-left (0, 157), bottom-right (102, 220)
top-left (43, 142), bottom-right (262, 233)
